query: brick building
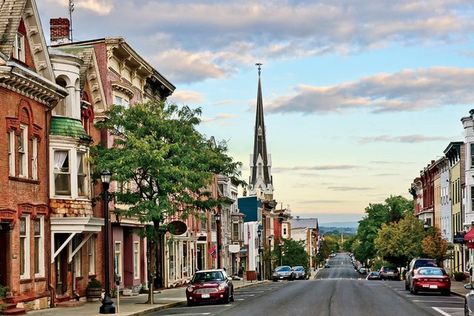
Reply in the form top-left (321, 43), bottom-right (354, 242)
top-left (0, 0), bottom-right (67, 312)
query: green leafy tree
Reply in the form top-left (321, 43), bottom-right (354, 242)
top-left (422, 227), bottom-right (450, 266)
top-left (273, 239), bottom-right (309, 271)
top-left (353, 195), bottom-right (413, 265)
top-left (374, 213), bottom-right (425, 266)
top-left (91, 101), bottom-right (243, 303)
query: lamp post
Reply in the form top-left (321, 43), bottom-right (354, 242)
top-left (268, 235), bottom-right (273, 280)
top-left (100, 170), bottom-right (115, 314)
top-left (257, 225), bottom-right (262, 280)
top-left (215, 212), bottom-right (221, 269)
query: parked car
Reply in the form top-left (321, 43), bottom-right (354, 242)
top-left (272, 265), bottom-right (294, 281)
top-left (358, 267), bottom-right (367, 275)
top-left (186, 269), bottom-right (234, 306)
top-left (379, 266), bottom-right (400, 280)
top-left (405, 258), bottom-right (438, 291)
top-left (366, 271), bottom-right (381, 280)
top-left (464, 283), bottom-right (474, 315)
top-left (324, 263), bottom-right (331, 268)
top-left (292, 266), bottom-right (306, 279)
top-left (409, 267), bottom-right (450, 295)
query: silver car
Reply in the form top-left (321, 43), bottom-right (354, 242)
top-left (465, 283), bottom-right (474, 316)
top-left (292, 266), bottom-right (306, 280)
top-left (272, 265), bottom-right (294, 281)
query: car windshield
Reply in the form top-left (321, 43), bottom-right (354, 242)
top-left (275, 266), bottom-right (291, 272)
top-left (192, 271), bottom-right (224, 282)
top-left (417, 268), bottom-right (444, 276)
top-left (294, 266), bottom-right (304, 271)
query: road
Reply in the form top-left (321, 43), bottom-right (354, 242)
top-left (150, 253), bottom-right (465, 316)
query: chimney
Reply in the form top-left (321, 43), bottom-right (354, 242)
top-left (50, 18), bottom-right (70, 45)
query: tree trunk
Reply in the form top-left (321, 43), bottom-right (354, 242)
top-left (146, 238), bottom-right (155, 304)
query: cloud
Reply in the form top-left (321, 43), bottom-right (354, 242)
top-left (359, 134), bottom-right (450, 144)
top-left (39, 0), bottom-right (474, 83)
top-left (328, 186), bottom-right (373, 191)
top-left (201, 113), bottom-right (239, 124)
top-left (169, 90), bottom-right (205, 104)
top-left (268, 67), bottom-right (474, 114)
top-left (273, 165), bottom-right (359, 173)
top-left (46, 0), bottom-right (113, 15)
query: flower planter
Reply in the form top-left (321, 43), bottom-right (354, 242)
top-left (86, 287), bottom-right (102, 302)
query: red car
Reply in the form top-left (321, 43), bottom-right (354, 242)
top-left (186, 269), bottom-right (234, 306)
top-left (410, 267), bottom-right (450, 295)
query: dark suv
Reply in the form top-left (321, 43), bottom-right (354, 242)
top-left (405, 258), bottom-right (437, 291)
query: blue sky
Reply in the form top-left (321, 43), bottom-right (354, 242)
top-left (39, 0), bottom-right (474, 223)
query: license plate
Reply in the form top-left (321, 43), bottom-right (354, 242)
top-left (201, 294), bottom-right (210, 298)
top-left (429, 285), bottom-right (438, 289)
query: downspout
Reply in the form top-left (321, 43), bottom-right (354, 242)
top-left (45, 105), bottom-right (55, 308)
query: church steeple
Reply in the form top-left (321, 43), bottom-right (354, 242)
top-left (249, 63), bottom-right (273, 197)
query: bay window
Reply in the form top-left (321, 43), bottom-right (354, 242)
top-left (54, 150), bottom-right (70, 195)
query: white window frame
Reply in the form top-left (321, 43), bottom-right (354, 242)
top-left (8, 131), bottom-right (15, 176)
top-left (74, 251), bottom-right (82, 277)
top-left (53, 149), bottom-right (71, 196)
top-left (133, 241), bottom-right (140, 279)
top-left (20, 215), bottom-right (30, 279)
top-left (88, 237), bottom-right (96, 275)
top-left (32, 137), bottom-right (38, 180)
top-left (77, 151), bottom-right (88, 197)
top-left (34, 216), bottom-right (44, 277)
top-left (13, 32), bottom-right (25, 62)
top-left (18, 124), bottom-right (28, 177)
top-left (114, 241), bottom-right (122, 279)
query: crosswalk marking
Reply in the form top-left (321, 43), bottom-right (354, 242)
top-left (432, 307), bottom-right (453, 316)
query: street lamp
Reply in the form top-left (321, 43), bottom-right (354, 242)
top-left (100, 170), bottom-right (115, 314)
top-left (215, 211), bottom-right (221, 269)
top-left (257, 224), bottom-right (262, 281)
top-left (268, 235), bottom-right (273, 280)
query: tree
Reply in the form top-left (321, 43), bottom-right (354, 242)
top-left (91, 100), bottom-right (243, 303)
top-left (422, 227), bottom-right (450, 266)
top-left (353, 195), bottom-right (413, 265)
top-left (273, 239), bottom-right (309, 270)
top-left (374, 213), bottom-right (425, 266)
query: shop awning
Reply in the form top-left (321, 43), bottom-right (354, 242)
top-left (464, 228), bottom-right (474, 241)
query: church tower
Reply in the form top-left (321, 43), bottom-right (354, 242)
top-left (248, 63), bottom-right (273, 198)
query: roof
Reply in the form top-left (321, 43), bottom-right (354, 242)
top-left (291, 217), bottom-right (319, 229)
top-left (50, 116), bottom-right (91, 141)
top-left (0, 0), bottom-right (27, 57)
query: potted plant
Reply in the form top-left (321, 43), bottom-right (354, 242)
top-left (86, 278), bottom-right (102, 301)
top-left (454, 271), bottom-right (466, 282)
top-left (0, 285), bottom-right (8, 312)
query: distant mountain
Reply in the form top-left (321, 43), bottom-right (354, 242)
top-left (320, 221), bottom-right (359, 228)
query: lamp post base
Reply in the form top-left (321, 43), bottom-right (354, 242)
top-left (99, 295), bottom-right (116, 314)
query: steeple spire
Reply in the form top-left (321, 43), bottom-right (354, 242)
top-left (249, 63), bottom-right (273, 197)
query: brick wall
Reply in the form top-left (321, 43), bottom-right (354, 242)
top-left (50, 18), bottom-right (70, 43)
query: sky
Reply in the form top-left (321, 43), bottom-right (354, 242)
top-left (38, 0), bottom-right (474, 223)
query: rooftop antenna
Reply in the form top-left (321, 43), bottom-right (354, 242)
top-left (69, 0), bottom-right (74, 42)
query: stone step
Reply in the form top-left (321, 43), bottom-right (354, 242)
top-left (1, 304), bottom-right (26, 315)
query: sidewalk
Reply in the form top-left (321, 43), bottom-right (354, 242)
top-left (28, 279), bottom-right (266, 316)
top-left (451, 280), bottom-right (471, 298)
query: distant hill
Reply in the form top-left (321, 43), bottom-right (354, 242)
top-left (320, 221), bottom-right (358, 228)
top-left (319, 222), bottom-right (358, 235)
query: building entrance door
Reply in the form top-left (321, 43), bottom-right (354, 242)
top-left (55, 234), bottom-right (69, 296)
top-left (0, 224), bottom-right (10, 286)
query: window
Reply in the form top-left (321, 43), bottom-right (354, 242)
top-left (133, 241), bottom-right (140, 279)
top-left (54, 78), bottom-right (67, 116)
top-left (18, 124), bottom-right (28, 177)
top-left (20, 215), bottom-right (30, 279)
top-left (471, 144), bottom-right (474, 168)
top-left (8, 131), bottom-right (15, 176)
top-left (471, 187), bottom-right (474, 213)
top-left (77, 152), bottom-right (87, 196)
top-left (74, 252), bottom-right (81, 277)
top-left (114, 95), bottom-right (129, 109)
top-left (13, 32), bottom-right (25, 62)
top-left (88, 237), bottom-right (96, 275)
top-left (34, 216), bottom-right (44, 276)
top-left (232, 223), bottom-right (239, 241)
top-left (114, 242), bottom-right (122, 279)
top-left (258, 163), bottom-right (263, 177)
top-left (54, 150), bottom-right (70, 195)
top-left (32, 138), bottom-right (38, 180)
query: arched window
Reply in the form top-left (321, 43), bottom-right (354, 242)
top-left (54, 77), bottom-right (67, 116)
